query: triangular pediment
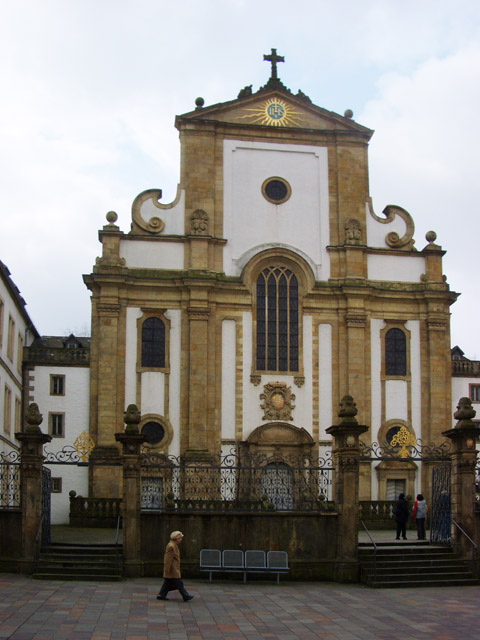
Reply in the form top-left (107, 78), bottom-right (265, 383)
top-left (177, 88), bottom-right (373, 138)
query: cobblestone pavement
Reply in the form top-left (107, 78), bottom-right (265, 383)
top-left (1, 574), bottom-right (479, 640)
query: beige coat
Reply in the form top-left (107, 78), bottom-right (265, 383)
top-left (163, 540), bottom-right (181, 579)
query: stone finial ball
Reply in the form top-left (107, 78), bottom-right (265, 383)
top-left (106, 211), bottom-right (118, 224)
top-left (425, 230), bottom-right (437, 243)
top-left (344, 109), bottom-right (354, 119)
top-left (195, 97), bottom-right (205, 108)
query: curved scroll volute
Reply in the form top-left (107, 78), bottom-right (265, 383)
top-left (131, 186), bottom-right (183, 235)
top-left (367, 198), bottom-right (416, 250)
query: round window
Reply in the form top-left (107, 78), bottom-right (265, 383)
top-left (261, 177), bottom-right (291, 204)
top-left (141, 421), bottom-right (165, 445)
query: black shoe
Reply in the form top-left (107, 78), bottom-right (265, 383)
top-left (402, 537), bottom-right (407, 540)
top-left (183, 595), bottom-right (194, 602)
top-left (157, 596), bottom-right (168, 600)
top-left (395, 537), bottom-right (400, 540)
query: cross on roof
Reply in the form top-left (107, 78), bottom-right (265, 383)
top-left (263, 48), bottom-right (284, 80)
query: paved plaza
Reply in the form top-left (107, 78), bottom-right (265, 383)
top-left (1, 573), bottom-right (479, 640)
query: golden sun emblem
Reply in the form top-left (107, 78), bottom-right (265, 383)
top-left (236, 98), bottom-right (307, 127)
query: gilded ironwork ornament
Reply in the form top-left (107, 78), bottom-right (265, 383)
top-left (389, 425), bottom-right (417, 458)
top-left (73, 431), bottom-right (95, 463)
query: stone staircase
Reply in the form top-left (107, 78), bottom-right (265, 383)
top-left (33, 543), bottom-right (123, 581)
top-left (359, 542), bottom-right (479, 588)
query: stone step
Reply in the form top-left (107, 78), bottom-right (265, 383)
top-left (33, 572), bottom-right (123, 582)
top-left (34, 543), bottom-right (123, 581)
top-left (361, 562), bottom-right (471, 575)
top-left (369, 577), bottom-right (480, 588)
top-left (358, 543), bottom-right (478, 588)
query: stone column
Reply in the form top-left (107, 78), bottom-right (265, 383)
top-left (15, 403), bottom-right (52, 574)
top-left (115, 404), bottom-right (147, 577)
top-left (326, 395), bottom-right (368, 582)
top-left (442, 397), bottom-right (480, 558)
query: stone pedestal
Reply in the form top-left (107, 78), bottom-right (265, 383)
top-left (326, 395), bottom-right (368, 582)
top-left (16, 410), bottom-right (52, 574)
top-left (115, 404), bottom-right (147, 577)
top-left (443, 397), bottom-right (480, 559)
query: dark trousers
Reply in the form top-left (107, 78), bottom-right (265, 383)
top-left (158, 578), bottom-right (190, 600)
top-left (416, 518), bottom-right (426, 540)
top-left (396, 522), bottom-right (407, 539)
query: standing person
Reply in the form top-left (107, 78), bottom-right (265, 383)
top-left (395, 492), bottom-right (409, 540)
top-left (413, 493), bottom-right (427, 540)
top-left (157, 531), bottom-right (194, 602)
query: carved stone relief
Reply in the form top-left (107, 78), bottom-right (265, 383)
top-left (260, 382), bottom-right (295, 421)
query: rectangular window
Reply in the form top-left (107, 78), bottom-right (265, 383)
top-left (49, 413), bottom-right (65, 437)
top-left (3, 386), bottom-right (12, 435)
top-left (50, 375), bottom-right (65, 396)
top-left (14, 397), bottom-right (21, 432)
top-left (17, 333), bottom-right (23, 374)
top-left (51, 478), bottom-right (62, 493)
top-left (7, 316), bottom-right (15, 361)
top-left (0, 298), bottom-right (4, 348)
top-left (470, 385), bottom-right (480, 403)
top-left (386, 479), bottom-right (405, 501)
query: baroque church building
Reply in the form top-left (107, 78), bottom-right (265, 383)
top-left (84, 52), bottom-right (457, 503)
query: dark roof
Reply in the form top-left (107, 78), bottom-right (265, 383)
top-left (0, 260), bottom-right (39, 339)
top-left (31, 334), bottom-right (91, 349)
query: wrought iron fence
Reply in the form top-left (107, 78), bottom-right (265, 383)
top-left (359, 439), bottom-right (452, 461)
top-left (140, 449), bottom-right (334, 513)
top-left (0, 451), bottom-right (21, 509)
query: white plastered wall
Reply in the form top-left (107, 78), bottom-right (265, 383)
top-left (221, 319), bottom-right (236, 440)
top-left (241, 311), bottom-right (313, 440)
top-left (119, 239), bottom-right (184, 270)
top-left (32, 365), bottom-right (89, 524)
top-left (124, 307), bottom-right (181, 456)
top-left (370, 318), bottom-right (422, 499)
top-left (223, 140), bottom-right (329, 280)
top-left (367, 254), bottom-right (425, 282)
top-left (318, 323), bottom-right (332, 439)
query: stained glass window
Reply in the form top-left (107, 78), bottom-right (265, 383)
top-left (385, 328), bottom-right (406, 376)
top-left (256, 267), bottom-right (298, 372)
top-left (141, 317), bottom-right (165, 368)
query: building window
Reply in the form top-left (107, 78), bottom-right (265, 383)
top-left (3, 386), bottom-right (11, 435)
top-left (256, 266), bottom-right (298, 372)
top-left (16, 333), bottom-right (23, 374)
top-left (51, 477), bottom-right (62, 493)
top-left (50, 375), bottom-right (65, 396)
top-left (470, 385), bottom-right (480, 403)
top-left (141, 317), bottom-right (166, 368)
top-left (7, 316), bottom-right (15, 362)
top-left (49, 413), bottom-right (64, 437)
top-left (14, 397), bottom-right (21, 432)
top-left (141, 421), bottom-right (165, 445)
top-left (385, 328), bottom-right (407, 376)
top-left (386, 479), bottom-right (406, 501)
top-left (0, 298), bottom-right (4, 348)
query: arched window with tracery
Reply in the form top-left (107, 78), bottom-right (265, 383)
top-left (141, 317), bottom-right (166, 368)
top-left (385, 327), bottom-right (406, 376)
top-left (256, 266), bottom-right (298, 372)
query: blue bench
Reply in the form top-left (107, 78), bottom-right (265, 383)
top-left (199, 549), bottom-right (290, 583)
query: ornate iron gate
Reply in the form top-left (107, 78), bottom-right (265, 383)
top-left (430, 464), bottom-right (451, 544)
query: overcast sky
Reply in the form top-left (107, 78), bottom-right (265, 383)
top-left (1, 1), bottom-right (479, 357)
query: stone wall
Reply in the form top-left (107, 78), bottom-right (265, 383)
top-left (141, 511), bottom-right (343, 581)
top-left (0, 510), bottom-right (22, 569)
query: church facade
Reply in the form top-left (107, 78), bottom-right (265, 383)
top-left (84, 53), bottom-right (457, 503)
